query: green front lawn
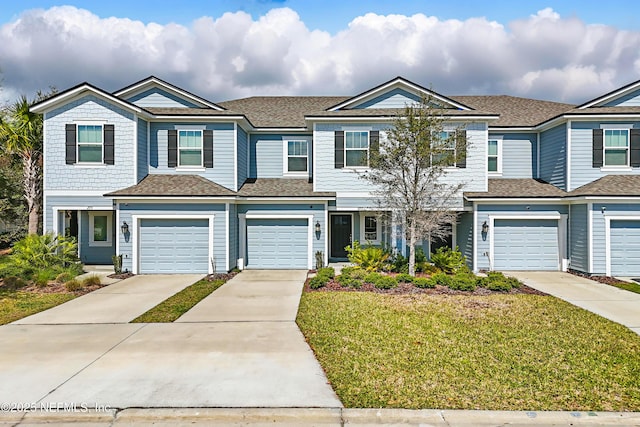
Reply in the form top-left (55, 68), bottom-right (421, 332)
top-left (0, 289), bottom-right (75, 325)
top-left (297, 292), bottom-right (640, 411)
top-left (611, 280), bottom-right (640, 295)
top-left (131, 278), bottom-right (227, 323)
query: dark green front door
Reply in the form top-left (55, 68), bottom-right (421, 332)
top-left (331, 214), bottom-right (352, 258)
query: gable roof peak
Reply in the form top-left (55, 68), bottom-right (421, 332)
top-left (577, 78), bottom-right (640, 109)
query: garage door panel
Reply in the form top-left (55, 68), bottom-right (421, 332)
top-left (610, 220), bottom-right (640, 276)
top-left (139, 219), bottom-right (210, 274)
top-left (494, 219), bottom-right (559, 271)
top-left (246, 218), bottom-right (308, 269)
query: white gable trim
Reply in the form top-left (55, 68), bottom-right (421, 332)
top-left (114, 77), bottom-right (224, 110)
top-left (578, 80), bottom-right (640, 109)
top-left (328, 77), bottom-right (472, 111)
top-left (30, 85), bottom-right (144, 115)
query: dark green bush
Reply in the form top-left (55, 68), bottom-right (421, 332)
top-left (55, 272), bottom-right (74, 284)
top-left (374, 275), bottom-right (398, 289)
top-left (317, 267), bottom-right (335, 279)
top-left (413, 277), bottom-right (435, 288)
top-left (33, 270), bottom-right (54, 287)
top-left (364, 272), bottom-right (384, 284)
top-left (309, 274), bottom-right (330, 289)
top-left (395, 273), bottom-right (414, 283)
top-left (2, 275), bottom-right (27, 289)
top-left (336, 275), bottom-right (362, 288)
top-left (430, 272), bottom-right (453, 287)
top-left (430, 246), bottom-right (466, 274)
top-left (449, 271), bottom-right (477, 291)
top-left (481, 272), bottom-right (522, 291)
top-left (346, 241), bottom-right (390, 272)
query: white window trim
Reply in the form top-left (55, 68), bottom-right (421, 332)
top-left (89, 211), bottom-right (113, 247)
top-left (283, 138), bottom-right (309, 176)
top-left (360, 214), bottom-right (381, 245)
top-left (602, 128), bottom-right (630, 168)
top-left (344, 130), bottom-right (370, 168)
top-left (177, 129), bottom-right (204, 168)
top-left (76, 123), bottom-right (104, 165)
top-left (487, 138), bottom-right (502, 176)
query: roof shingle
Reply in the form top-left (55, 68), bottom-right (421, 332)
top-left (569, 175), bottom-right (640, 197)
top-left (238, 178), bottom-right (335, 197)
top-left (465, 178), bottom-right (567, 199)
top-left (105, 175), bottom-right (236, 197)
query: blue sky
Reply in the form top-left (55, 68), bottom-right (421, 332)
top-left (1, 1), bottom-right (640, 104)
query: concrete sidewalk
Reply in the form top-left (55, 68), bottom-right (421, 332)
top-left (12, 274), bottom-right (203, 324)
top-left (506, 271), bottom-right (640, 335)
top-left (2, 408), bottom-right (639, 426)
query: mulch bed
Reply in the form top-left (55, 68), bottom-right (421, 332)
top-left (107, 272), bottom-right (134, 279)
top-left (203, 271), bottom-right (238, 282)
top-left (568, 269), bottom-right (629, 285)
top-left (1, 282), bottom-right (106, 296)
top-left (304, 278), bottom-right (547, 296)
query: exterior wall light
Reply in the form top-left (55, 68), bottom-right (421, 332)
top-left (315, 221), bottom-right (321, 233)
top-left (121, 221), bottom-right (129, 235)
top-left (482, 221), bottom-right (489, 234)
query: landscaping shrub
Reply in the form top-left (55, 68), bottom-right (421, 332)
top-left (82, 275), bottom-right (102, 287)
top-left (336, 274), bottom-right (362, 288)
top-left (2, 275), bottom-right (26, 289)
top-left (6, 233), bottom-right (80, 279)
top-left (112, 254), bottom-right (123, 275)
top-left (449, 270), bottom-right (477, 291)
top-left (33, 270), bottom-right (53, 288)
top-left (55, 272), bottom-right (74, 284)
top-left (317, 267), bottom-right (335, 279)
top-left (340, 267), bottom-right (367, 280)
top-left (309, 274), bottom-right (330, 289)
top-left (363, 272), bottom-right (383, 284)
top-left (430, 272), bottom-right (453, 287)
top-left (412, 277), bottom-right (435, 289)
top-left (346, 241), bottom-right (390, 272)
top-left (64, 279), bottom-right (83, 292)
top-left (373, 275), bottom-right (398, 289)
top-left (482, 272), bottom-right (522, 291)
top-left (429, 246), bottom-right (466, 274)
top-left (395, 273), bottom-right (414, 283)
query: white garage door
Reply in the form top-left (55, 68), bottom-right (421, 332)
top-left (610, 220), bottom-right (640, 276)
top-left (139, 218), bottom-right (210, 274)
top-left (246, 218), bottom-right (309, 269)
top-left (494, 218), bottom-right (559, 270)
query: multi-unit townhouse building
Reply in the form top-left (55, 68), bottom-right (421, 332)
top-left (30, 76), bottom-right (640, 277)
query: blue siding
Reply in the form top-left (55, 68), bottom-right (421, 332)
top-left (592, 203), bottom-right (640, 275)
top-left (126, 88), bottom-right (200, 108)
top-left (475, 204), bottom-right (568, 271)
top-left (44, 195), bottom-right (113, 234)
top-left (355, 88), bottom-right (421, 109)
top-left (250, 134), bottom-right (283, 178)
top-left (149, 122), bottom-right (236, 190)
top-left (570, 121), bottom-right (640, 191)
top-left (79, 211), bottom-right (115, 264)
top-left (569, 204), bottom-right (588, 273)
top-left (456, 212), bottom-right (473, 268)
top-left (492, 133), bottom-right (537, 178)
top-left (539, 124), bottom-right (566, 189)
top-left (44, 95), bottom-right (136, 191)
top-left (118, 203), bottom-right (227, 273)
top-left (602, 88), bottom-right (640, 107)
top-left (137, 118), bottom-right (148, 182)
top-left (237, 126), bottom-right (248, 188)
top-left (314, 122), bottom-right (487, 205)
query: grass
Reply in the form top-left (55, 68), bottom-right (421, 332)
top-left (297, 292), bottom-right (640, 411)
top-left (0, 289), bottom-right (75, 325)
top-left (610, 280), bottom-right (640, 295)
top-left (131, 278), bottom-right (226, 323)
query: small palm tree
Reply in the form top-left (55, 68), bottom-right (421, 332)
top-left (0, 93), bottom-right (51, 235)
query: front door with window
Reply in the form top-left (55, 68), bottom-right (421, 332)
top-left (331, 214), bottom-right (352, 258)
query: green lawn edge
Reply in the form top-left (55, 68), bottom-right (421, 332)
top-left (131, 278), bottom-right (226, 323)
top-left (296, 291), bottom-right (640, 411)
top-left (610, 280), bottom-right (640, 294)
top-left (0, 290), bottom-right (75, 325)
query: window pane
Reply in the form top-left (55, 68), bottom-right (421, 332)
top-left (346, 149), bottom-right (368, 167)
top-left (364, 217), bottom-right (378, 241)
top-left (288, 141), bottom-right (307, 156)
top-left (93, 215), bottom-right (108, 242)
top-left (78, 145), bottom-right (102, 163)
top-left (605, 130), bottom-right (628, 147)
top-left (605, 149), bottom-right (628, 166)
top-left (488, 140), bottom-right (498, 155)
top-left (346, 131), bottom-right (368, 149)
top-left (78, 125), bottom-right (102, 143)
top-left (179, 130), bottom-right (202, 148)
top-left (179, 149), bottom-right (202, 166)
top-left (288, 157), bottom-right (307, 172)
top-left (488, 157), bottom-right (498, 172)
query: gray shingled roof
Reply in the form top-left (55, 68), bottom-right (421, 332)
top-left (465, 178), bottom-right (567, 199)
top-left (144, 107), bottom-right (244, 117)
top-left (238, 178), bottom-right (335, 197)
top-left (105, 175), bottom-right (236, 197)
top-left (569, 175), bottom-right (640, 196)
top-left (451, 96), bottom-right (575, 127)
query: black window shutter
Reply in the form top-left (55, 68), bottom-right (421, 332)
top-left (168, 130), bottom-right (178, 167)
top-left (630, 129), bottom-right (640, 167)
top-left (335, 130), bottom-right (344, 168)
top-left (65, 124), bottom-right (76, 165)
top-left (203, 130), bottom-right (214, 168)
top-left (369, 131), bottom-right (379, 163)
top-left (456, 130), bottom-right (467, 168)
top-left (593, 129), bottom-right (603, 168)
top-left (103, 124), bottom-right (115, 165)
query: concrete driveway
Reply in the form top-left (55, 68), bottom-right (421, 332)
top-left (0, 270), bottom-right (342, 409)
top-left (506, 271), bottom-right (640, 335)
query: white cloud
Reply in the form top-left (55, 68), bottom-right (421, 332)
top-left (0, 6), bottom-right (639, 104)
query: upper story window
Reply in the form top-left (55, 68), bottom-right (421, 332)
top-left (77, 125), bottom-right (103, 163)
top-left (488, 139), bottom-right (501, 174)
top-left (432, 131), bottom-right (456, 166)
top-left (345, 131), bottom-right (369, 167)
top-left (286, 140), bottom-right (308, 173)
top-left (604, 129), bottom-right (629, 167)
top-left (178, 130), bottom-right (203, 167)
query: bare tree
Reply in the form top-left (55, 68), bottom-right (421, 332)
top-left (362, 96), bottom-right (468, 275)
